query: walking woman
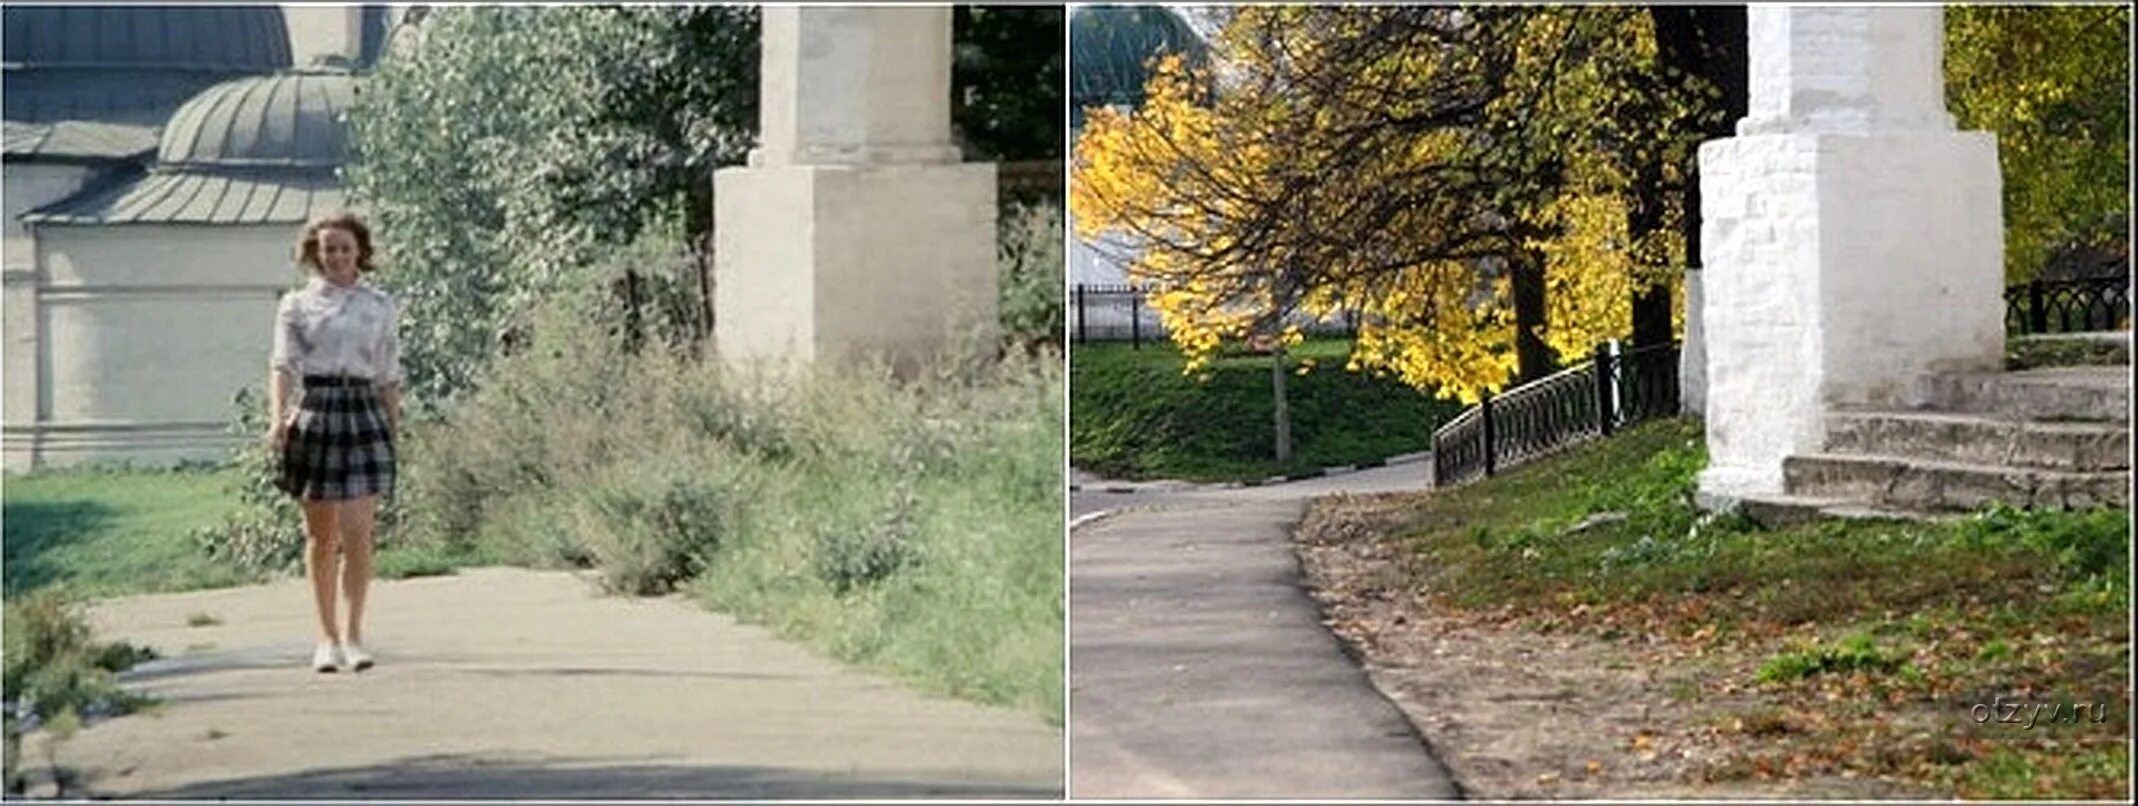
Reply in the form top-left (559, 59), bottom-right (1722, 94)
top-left (266, 211), bottom-right (401, 673)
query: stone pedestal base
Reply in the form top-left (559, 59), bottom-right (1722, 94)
top-left (1696, 131), bottom-right (2004, 501)
top-left (712, 161), bottom-right (998, 375)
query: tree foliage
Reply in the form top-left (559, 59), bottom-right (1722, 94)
top-left (346, 6), bottom-right (758, 409)
top-left (1072, 6), bottom-right (1720, 403)
top-left (1947, 5), bottom-right (2130, 281)
top-left (352, 6), bottom-right (1069, 407)
top-left (955, 5), bottom-right (1066, 161)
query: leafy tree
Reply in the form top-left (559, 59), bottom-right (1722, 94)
top-left (353, 6), bottom-right (1069, 407)
top-left (1947, 5), bottom-right (2130, 282)
top-left (346, 6), bottom-right (757, 409)
top-left (955, 5), bottom-right (1065, 162)
top-left (1072, 6), bottom-right (1721, 403)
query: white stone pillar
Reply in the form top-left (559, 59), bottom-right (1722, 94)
top-left (714, 6), bottom-right (998, 374)
top-left (1697, 5), bottom-right (2004, 502)
top-left (1678, 268), bottom-right (1705, 418)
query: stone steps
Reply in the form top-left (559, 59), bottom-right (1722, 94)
top-left (1824, 410), bottom-right (2128, 472)
top-left (1735, 364), bottom-right (2129, 527)
top-left (1914, 366), bottom-right (2129, 424)
top-left (1733, 493), bottom-right (1955, 528)
top-left (1783, 452), bottom-right (2130, 513)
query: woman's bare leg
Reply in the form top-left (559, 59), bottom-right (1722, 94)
top-left (300, 500), bottom-right (343, 644)
top-left (339, 495), bottom-right (377, 646)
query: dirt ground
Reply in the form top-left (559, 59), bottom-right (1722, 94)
top-left (1293, 492), bottom-right (1941, 800)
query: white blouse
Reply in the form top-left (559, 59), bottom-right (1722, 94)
top-left (270, 277), bottom-right (403, 387)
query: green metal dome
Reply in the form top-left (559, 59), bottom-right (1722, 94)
top-left (1, 5), bottom-right (291, 71)
top-left (156, 71), bottom-right (358, 169)
top-left (1070, 5), bottom-right (1207, 125)
top-left (2, 5), bottom-right (293, 127)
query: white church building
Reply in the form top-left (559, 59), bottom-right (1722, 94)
top-left (3, 5), bottom-right (411, 470)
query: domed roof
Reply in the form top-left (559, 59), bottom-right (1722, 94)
top-left (2, 5), bottom-right (291, 72)
top-left (1070, 5), bottom-right (1208, 119)
top-left (3, 5), bottom-right (294, 131)
top-left (157, 71), bottom-right (357, 169)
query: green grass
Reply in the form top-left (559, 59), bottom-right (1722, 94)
top-left (1752, 632), bottom-right (1910, 683)
top-left (386, 302), bottom-right (1064, 723)
top-left (3, 468), bottom-right (255, 599)
top-left (3, 466), bottom-right (464, 601)
top-left (686, 362), bottom-right (1065, 723)
top-left (2005, 333), bottom-right (2129, 370)
top-left (1373, 417), bottom-right (2129, 797)
top-left (1071, 338), bottom-right (1464, 481)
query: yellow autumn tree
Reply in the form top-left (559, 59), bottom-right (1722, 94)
top-left (1072, 5), bottom-right (1720, 404)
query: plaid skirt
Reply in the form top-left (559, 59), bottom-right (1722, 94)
top-left (277, 377), bottom-right (396, 501)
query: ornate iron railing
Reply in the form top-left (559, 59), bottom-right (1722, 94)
top-left (1069, 283), bottom-right (1361, 346)
top-left (2006, 276), bottom-right (2131, 335)
top-left (1432, 341), bottom-right (1681, 488)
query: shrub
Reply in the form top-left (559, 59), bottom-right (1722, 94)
top-left (3, 591), bottom-right (158, 793)
top-left (189, 387), bottom-right (308, 576)
top-left (388, 292), bottom-right (1062, 718)
top-left (998, 198), bottom-right (1065, 350)
top-left (568, 450), bottom-right (758, 596)
top-left (813, 481), bottom-right (921, 595)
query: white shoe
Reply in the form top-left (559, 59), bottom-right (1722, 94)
top-left (312, 641), bottom-right (343, 673)
top-left (341, 642), bottom-right (374, 672)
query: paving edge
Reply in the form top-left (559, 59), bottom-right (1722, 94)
top-left (1068, 510), bottom-right (1118, 532)
top-left (1069, 450), bottom-right (1433, 494)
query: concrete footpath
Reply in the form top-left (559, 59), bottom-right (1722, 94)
top-left (1068, 464), bottom-right (1461, 799)
top-left (50, 567), bottom-right (1063, 798)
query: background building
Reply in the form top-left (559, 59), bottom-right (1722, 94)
top-left (4, 4), bottom-right (404, 469)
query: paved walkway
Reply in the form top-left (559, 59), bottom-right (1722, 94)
top-left (53, 568), bottom-right (1062, 798)
top-left (1068, 463), bottom-right (1460, 799)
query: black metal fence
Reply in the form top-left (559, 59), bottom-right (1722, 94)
top-left (1432, 341), bottom-right (1680, 488)
top-left (1070, 283), bottom-right (1361, 347)
top-left (2005, 275), bottom-right (2131, 335)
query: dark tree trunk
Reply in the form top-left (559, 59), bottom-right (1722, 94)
top-left (1654, 5), bottom-right (1749, 267)
top-left (1271, 344), bottom-right (1293, 464)
top-left (1512, 248), bottom-right (1553, 384)
top-left (1643, 5), bottom-right (1749, 347)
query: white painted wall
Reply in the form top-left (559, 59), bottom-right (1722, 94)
top-left (4, 164), bottom-right (95, 272)
top-left (7, 224), bottom-right (303, 468)
top-left (4, 164), bottom-right (98, 465)
top-left (284, 3), bottom-right (364, 67)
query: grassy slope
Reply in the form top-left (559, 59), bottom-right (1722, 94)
top-left (1071, 338), bottom-right (1464, 482)
top-left (3, 469), bottom-right (253, 598)
top-left (687, 366), bottom-right (1066, 724)
top-left (5, 467), bottom-right (466, 601)
top-left (1377, 418), bottom-right (2129, 798)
